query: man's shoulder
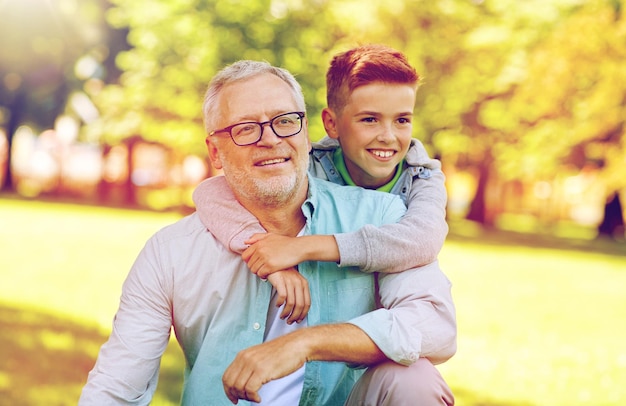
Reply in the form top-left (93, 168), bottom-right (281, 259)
top-left (151, 212), bottom-right (207, 244)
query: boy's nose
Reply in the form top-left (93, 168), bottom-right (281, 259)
top-left (376, 124), bottom-right (395, 142)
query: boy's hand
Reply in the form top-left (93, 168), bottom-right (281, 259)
top-left (242, 233), bottom-right (304, 278)
top-left (266, 269), bottom-right (311, 324)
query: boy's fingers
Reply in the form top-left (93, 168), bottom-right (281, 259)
top-left (243, 233), bottom-right (268, 245)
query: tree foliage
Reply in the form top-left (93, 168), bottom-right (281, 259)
top-left (80, 0), bottom-right (626, 227)
top-left (2, 0), bottom-right (624, 229)
top-left (88, 0), bottom-right (345, 153)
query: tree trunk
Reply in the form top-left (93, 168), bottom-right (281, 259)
top-left (123, 137), bottom-right (140, 207)
top-left (0, 91), bottom-right (27, 192)
top-left (597, 192), bottom-right (625, 239)
top-left (465, 157), bottom-right (495, 227)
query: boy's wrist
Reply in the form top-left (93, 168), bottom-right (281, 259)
top-left (299, 235), bottom-right (340, 263)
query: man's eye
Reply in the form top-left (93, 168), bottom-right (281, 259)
top-left (276, 118), bottom-right (295, 126)
top-left (234, 124), bottom-right (257, 137)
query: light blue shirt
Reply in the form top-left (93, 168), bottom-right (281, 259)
top-left (80, 176), bottom-right (455, 405)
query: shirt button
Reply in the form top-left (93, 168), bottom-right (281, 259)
top-left (253, 322), bottom-right (261, 330)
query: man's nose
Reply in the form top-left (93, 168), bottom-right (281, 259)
top-left (256, 123), bottom-right (281, 146)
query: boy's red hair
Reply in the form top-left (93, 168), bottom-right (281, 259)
top-left (326, 44), bottom-right (420, 112)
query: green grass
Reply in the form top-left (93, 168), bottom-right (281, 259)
top-left (0, 197), bottom-right (183, 405)
top-left (1, 197), bottom-right (625, 405)
top-left (438, 237), bottom-right (626, 405)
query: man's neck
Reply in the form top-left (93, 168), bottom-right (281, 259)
top-left (239, 186), bottom-right (308, 237)
top-left (258, 209), bottom-right (306, 236)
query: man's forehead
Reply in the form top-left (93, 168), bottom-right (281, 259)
top-left (219, 74), bottom-right (299, 122)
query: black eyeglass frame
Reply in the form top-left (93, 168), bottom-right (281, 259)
top-left (208, 111), bottom-right (306, 146)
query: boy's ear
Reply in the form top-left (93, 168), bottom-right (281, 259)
top-left (321, 108), bottom-right (340, 140)
top-left (206, 136), bottom-right (223, 170)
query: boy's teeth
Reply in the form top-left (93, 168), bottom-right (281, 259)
top-left (372, 150), bottom-right (394, 158)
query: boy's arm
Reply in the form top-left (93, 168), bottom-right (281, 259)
top-left (196, 143), bottom-right (447, 275)
top-left (242, 233), bottom-right (339, 278)
top-left (191, 176), bottom-right (340, 274)
top-left (193, 176), bottom-right (312, 324)
top-left (192, 176), bottom-right (266, 254)
top-left (334, 142), bottom-right (448, 273)
top-left (242, 165), bottom-right (447, 276)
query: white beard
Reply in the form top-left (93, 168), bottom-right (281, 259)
top-left (243, 173), bottom-right (300, 207)
top-left (220, 156), bottom-right (305, 208)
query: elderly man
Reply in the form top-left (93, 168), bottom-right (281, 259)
top-left (80, 60), bottom-right (456, 405)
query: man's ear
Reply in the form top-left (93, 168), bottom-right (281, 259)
top-left (206, 136), bottom-right (223, 170)
top-left (321, 108), bottom-right (339, 140)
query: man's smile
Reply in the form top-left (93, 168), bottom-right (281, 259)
top-left (256, 157), bottom-right (290, 166)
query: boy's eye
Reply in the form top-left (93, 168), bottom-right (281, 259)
top-left (398, 117), bottom-right (412, 124)
top-left (361, 117), bottom-right (377, 123)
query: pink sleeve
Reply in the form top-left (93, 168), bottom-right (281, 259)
top-left (192, 176), bottom-right (266, 254)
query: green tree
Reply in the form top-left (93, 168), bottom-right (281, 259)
top-left (372, 0), bottom-right (620, 228)
top-left (510, 0), bottom-right (626, 235)
top-left (55, 0), bottom-right (625, 231)
top-left (88, 0), bottom-right (352, 155)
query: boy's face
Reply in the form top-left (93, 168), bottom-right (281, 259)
top-left (323, 81), bottom-right (416, 189)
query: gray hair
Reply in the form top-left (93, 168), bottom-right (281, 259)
top-left (202, 60), bottom-right (306, 133)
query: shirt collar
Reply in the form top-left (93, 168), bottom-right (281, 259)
top-left (332, 147), bottom-right (404, 192)
top-left (302, 173), bottom-right (318, 221)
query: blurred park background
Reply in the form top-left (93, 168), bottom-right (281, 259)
top-left (1, 0), bottom-right (625, 404)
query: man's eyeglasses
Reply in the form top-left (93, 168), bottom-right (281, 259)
top-left (209, 111), bottom-right (305, 146)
